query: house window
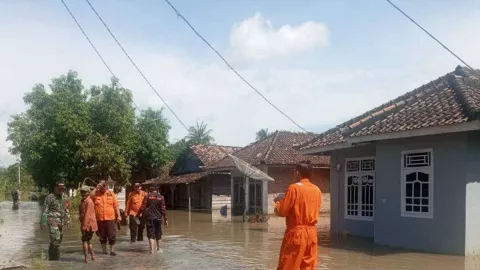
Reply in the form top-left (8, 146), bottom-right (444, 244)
top-left (345, 157), bottom-right (375, 221)
top-left (401, 149), bottom-right (433, 218)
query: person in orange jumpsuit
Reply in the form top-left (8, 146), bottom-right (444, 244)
top-left (274, 160), bottom-right (322, 270)
top-left (125, 182), bottom-right (146, 242)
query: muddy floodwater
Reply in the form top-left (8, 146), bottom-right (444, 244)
top-left (0, 202), bottom-right (478, 269)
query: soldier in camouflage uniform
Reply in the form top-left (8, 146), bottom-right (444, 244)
top-left (40, 182), bottom-right (70, 261)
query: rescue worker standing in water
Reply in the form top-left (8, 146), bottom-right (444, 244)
top-left (40, 182), bottom-right (70, 261)
top-left (274, 160), bottom-right (322, 270)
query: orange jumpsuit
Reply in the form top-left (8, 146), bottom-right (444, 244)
top-left (275, 178), bottom-right (322, 270)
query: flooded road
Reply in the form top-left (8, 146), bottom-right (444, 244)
top-left (0, 202), bottom-right (477, 269)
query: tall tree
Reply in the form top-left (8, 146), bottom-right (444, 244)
top-left (88, 78), bottom-right (137, 164)
top-left (76, 133), bottom-right (131, 183)
top-left (8, 71), bottom-right (91, 188)
top-left (8, 71), bottom-right (175, 187)
top-left (134, 108), bottom-right (171, 178)
top-left (186, 121), bottom-right (215, 145)
top-left (256, 128), bottom-right (271, 141)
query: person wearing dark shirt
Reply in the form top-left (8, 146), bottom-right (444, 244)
top-left (140, 184), bottom-right (168, 254)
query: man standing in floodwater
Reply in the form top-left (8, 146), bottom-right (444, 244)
top-left (125, 182), bottom-right (146, 243)
top-left (11, 189), bottom-right (19, 207)
top-left (40, 182), bottom-right (70, 261)
top-left (92, 180), bottom-right (122, 256)
top-left (79, 185), bottom-right (97, 263)
top-left (274, 160), bottom-right (322, 270)
top-left (140, 183), bottom-right (168, 254)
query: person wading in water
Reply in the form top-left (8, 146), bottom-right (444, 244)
top-left (40, 182), bottom-right (70, 261)
top-left (11, 189), bottom-right (20, 208)
top-left (92, 180), bottom-right (122, 256)
top-left (125, 182), bottom-right (146, 243)
top-left (140, 183), bottom-right (168, 254)
top-left (274, 160), bottom-right (322, 270)
top-left (79, 185), bottom-right (97, 263)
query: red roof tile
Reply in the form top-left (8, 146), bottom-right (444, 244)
top-left (190, 144), bottom-right (240, 166)
top-left (297, 66), bottom-right (480, 151)
top-left (209, 131), bottom-right (330, 169)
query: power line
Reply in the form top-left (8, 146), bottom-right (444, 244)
top-left (60, 0), bottom-right (141, 112)
top-left (84, 0), bottom-right (190, 132)
top-left (386, 0), bottom-right (480, 76)
top-left (163, 0), bottom-right (312, 135)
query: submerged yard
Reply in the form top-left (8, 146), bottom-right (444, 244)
top-left (0, 202), bottom-right (477, 270)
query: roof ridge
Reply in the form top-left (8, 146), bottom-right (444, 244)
top-left (207, 130), bottom-right (278, 169)
top-left (296, 65), bottom-right (480, 151)
top-left (263, 130), bottom-right (280, 162)
top-left (296, 67), bottom-right (462, 149)
top-left (448, 67), bottom-right (480, 120)
top-left (191, 143), bottom-right (241, 149)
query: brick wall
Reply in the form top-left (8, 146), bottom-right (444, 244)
top-left (267, 166), bottom-right (330, 214)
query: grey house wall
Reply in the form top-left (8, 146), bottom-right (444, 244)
top-left (466, 131), bottom-right (480, 256)
top-left (330, 144), bottom-right (376, 237)
top-left (374, 133), bottom-right (467, 255)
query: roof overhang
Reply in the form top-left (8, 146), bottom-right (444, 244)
top-left (298, 142), bottom-right (352, 155)
top-left (298, 121), bottom-right (480, 155)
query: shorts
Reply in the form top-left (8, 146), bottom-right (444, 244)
top-left (81, 230), bottom-right (95, 242)
top-left (146, 219), bottom-right (162, 240)
top-left (97, 220), bottom-right (117, 245)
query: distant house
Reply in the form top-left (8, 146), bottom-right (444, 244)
top-left (208, 131), bottom-right (330, 216)
top-left (296, 66), bottom-right (480, 256)
top-left (146, 144), bottom-right (240, 211)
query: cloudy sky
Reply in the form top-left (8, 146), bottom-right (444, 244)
top-left (1, 0), bottom-right (480, 166)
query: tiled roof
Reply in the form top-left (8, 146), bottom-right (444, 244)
top-left (190, 144), bottom-right (240, 166)
top-left (145, 172), bottom-right (207, 185)
top-left (297, 66), bottom-right (480, 151)
top-left (144, 171), bottom-right (231, 185)
top-left (169, 144), bottom-right (240, 175)
top-left (208, 131), bottom-right (330, 169)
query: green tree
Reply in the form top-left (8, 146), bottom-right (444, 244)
top-left (186, 121), bottom-right (214, 145)
top-left (134, 108), bottom-right (171, 178)
top-left (88, 78), bottom-right (137, 164)
top-left (0, 163), bottom-right (36, 201)
top-left (8, 71), bottom-right (175, 188)
top-left (76, 133), bottom-right (131, 184)
top-left (256, 128), bottom-right (271, 141)
top-left (167, 138), bottom-right (188, 160)
top-left (8, 71), bottom-right (91, 188)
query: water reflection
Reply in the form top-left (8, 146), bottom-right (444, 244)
top-left (0, 202), bottom-right (477, 269)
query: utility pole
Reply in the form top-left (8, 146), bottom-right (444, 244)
top-left (17, 159), bottom-right (21, 187)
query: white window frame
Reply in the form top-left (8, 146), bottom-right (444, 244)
top-left (401, 149), bottom-right (434, 219)
top-left (344, 157), bottom-right (376, 221)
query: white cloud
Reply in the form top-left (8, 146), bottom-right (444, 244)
top-left (228, 13), bottom-right (329, 62)
top-left (1, 6), bottom-right (479, 168)
top-left (0, 12), bottom-right (372, 166)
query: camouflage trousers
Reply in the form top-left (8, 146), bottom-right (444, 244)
top-left (47, 217), bottom-right (63, 260)
top-left (47, 217), bottom-right (64, 245)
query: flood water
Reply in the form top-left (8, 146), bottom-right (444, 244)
top-left (0, 202), bottom-right (478, 269)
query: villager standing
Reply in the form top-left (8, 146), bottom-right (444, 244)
top-left (92, 180), bottom-right (122, 256)
top-left (79, 185), bottom-right (97, 263)
top-left (140, 184), bottom-right (168, 254)
top-left (274, 161), bottom-right (322, 270)
top-left (11, 189), bottom-right (19, 207)
top-left (125, 182), bottom-right (146, 243)
top-left (40, 182), bottom-right (70, 261)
